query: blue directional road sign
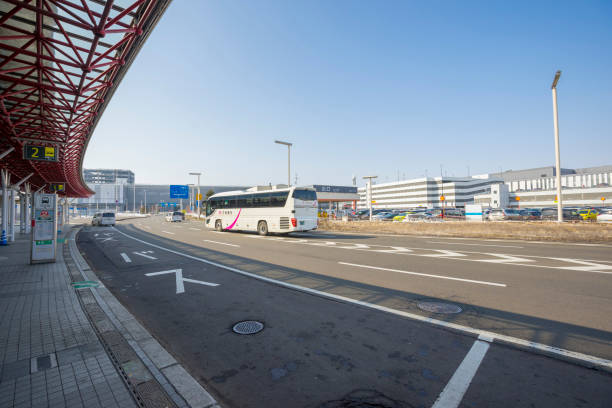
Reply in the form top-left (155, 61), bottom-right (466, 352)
top-left (170, 185), bottom-right (189, 199)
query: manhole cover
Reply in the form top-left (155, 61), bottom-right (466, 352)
top-left (233, 320), bottom-right (264, 335)
top-left (417, 301), bottom-right (462, 314)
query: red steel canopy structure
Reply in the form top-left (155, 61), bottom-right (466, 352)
top-left (1, 0), bottom-right (171, 197)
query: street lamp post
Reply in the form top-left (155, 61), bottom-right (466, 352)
top-left (551, 70), bottom-right (563, 222)
top-left (363, 176), bottom-right (377, 221)
top-left (189, 172), bottom-right (202, 217)
top-left (274, 140), bottom-right (292, 186)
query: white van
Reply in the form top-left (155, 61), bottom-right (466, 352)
top-left (92, 212), bottom-right (116, 226)
top-left (166, 211), bottom-right (184, 222)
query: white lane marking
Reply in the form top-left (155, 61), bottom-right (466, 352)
top-left (337, 243), bottom-right (370, 250)
top-left (427, 241), bottom-right (524, 248)
top-left (432, 335), bottom-right (491, 408)
top-left (111, 227), bottom-right (612, 371)
top-left (203, 240), bottom-right (240, 248)
top-left (338, 262), bottom-right (506, 287)
top-left (120, 253), bottom-right (131, 263)
top-left (133, 251), bottom-right (157, 260)
top-left (94, 233), bottom-right (99, 237)
top-left (161, 230), bottom-right (175, 235)
top-left (189, 227), bottom-right (201, 231)
top-left (551, 258), bottom-right (612, 272)
top-left (372, 246), bottom-right (412, 254)
top-left (422, 250), bottom-right (467, 258)
top-left (474, 253), bottom-right (534, 264)
top-left (145, 269), bottom-right (219, 294)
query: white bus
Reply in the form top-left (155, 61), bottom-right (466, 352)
top-left (205, 186), bottom-right (318, 235)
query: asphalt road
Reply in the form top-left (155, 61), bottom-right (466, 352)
top-left (75, 216), bottom-right (612, 408)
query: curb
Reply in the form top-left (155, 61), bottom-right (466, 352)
top-left (66, 226), bottom-right (220, 408)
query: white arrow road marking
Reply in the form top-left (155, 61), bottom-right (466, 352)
top-left (551, 258), bottom-right (612, 272)
top-left (474, 253), bottom-right (534, 264)
top-left (203, 240), bottom-right (240, 247)
top-left (97, 236), bottom-right (115, 242)
top-left (120, 253), bottom-right (131, 263)
top-left (373, 246), bottom-right (413, 254)
top-left (145, 269), bottom-right (219, 294)
top-left (421, 250), bottom-right (466, 258)
top-left (338, 262), bottom-right (506, 287)
top-left (161, 230), bottom-right (175, 235)
top-left (133, 251), bottom-right (157, 260)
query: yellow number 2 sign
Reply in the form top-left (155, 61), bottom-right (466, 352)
top-left (23, 144), bottom-right (58, 162)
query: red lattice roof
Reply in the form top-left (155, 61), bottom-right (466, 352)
top-left (1, 0), bottom-right (170, 196)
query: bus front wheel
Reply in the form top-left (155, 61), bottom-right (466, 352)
top-left (257, 221), bottom-right (268, 236)
top-left (215, 220), bottom-right (223, 232)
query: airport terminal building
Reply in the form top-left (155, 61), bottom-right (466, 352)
top-left (358, 165), bottom-right (612, 209)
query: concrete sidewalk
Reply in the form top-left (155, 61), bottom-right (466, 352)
top-left (0, 223), bottom-right (219, 408)
top-left (0, 227), bottom-right (136, 408)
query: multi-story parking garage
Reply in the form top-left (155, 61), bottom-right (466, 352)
top-left (357, 177), bottom-right (502, 209)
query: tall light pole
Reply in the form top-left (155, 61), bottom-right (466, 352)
top-left (363, 176), bottom-right (377, 221)
top-left (551, 70), bottom-right (563, 222)
top-left (274, 140), bottom-right (292, 186)
top-left (187, 184), bottom-right (194, 211)
top-left (189, 172), bottom-right (202, 217)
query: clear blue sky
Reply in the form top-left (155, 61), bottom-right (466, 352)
top-left (84, 0), bottom-right (612, 186)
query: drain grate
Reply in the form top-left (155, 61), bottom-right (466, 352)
top-left (232, 320), bottom-right (264, 335)
top-left (417, 301), bottom-right (462, 314)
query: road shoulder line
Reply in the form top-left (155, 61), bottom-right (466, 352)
top-left (70, 226), bottom-right (220, 408)
top-left (112, 226), bottom-right (612, 373)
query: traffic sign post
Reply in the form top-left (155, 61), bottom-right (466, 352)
top-left (516, 196), bottom-right (520, 209)
top-left (602, 197), bottom-right (606, 207)
top-left (31, 193), bottom-right (57, 264)
top-left (440, 195), bottom-right (445, 219)
top-left (170, 185), bottom-right (189, 199)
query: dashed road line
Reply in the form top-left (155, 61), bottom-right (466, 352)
top-left (120, 253), bottom-right (131, 263)
top-left (189, 227), bottom-right (201, 231)
top-left (161, 230), bottom-right (175, 235)
top-left (203, 239), bottom-right (240, 248)
top-left (338, 262), bottom-right (506, 287)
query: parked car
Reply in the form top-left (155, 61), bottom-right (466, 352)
top-left (578, 208), bottom-right (599, 221)
top-left (165, 211), bottom-right (184, 222)
top-left (488, 208), bottom-right (521, 221)
top-left (383, 213), bottom-right (398, 221)
top-left (372, 212), bottom-right (393, 220)
top-left (541, 208), bottom-right (581, 221)
top-left (521, 209), bottom-right (542, 220)
top-left (92, 212), bottom-right (115, 227)
top-left (400, 211), bottom-right (428, 222)
top-left (597, 208), bottom-right (612, 223)
top-left (393, 212), bottom-right (408, 222)
top-left (488, 209), bottom-right (506, 221)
